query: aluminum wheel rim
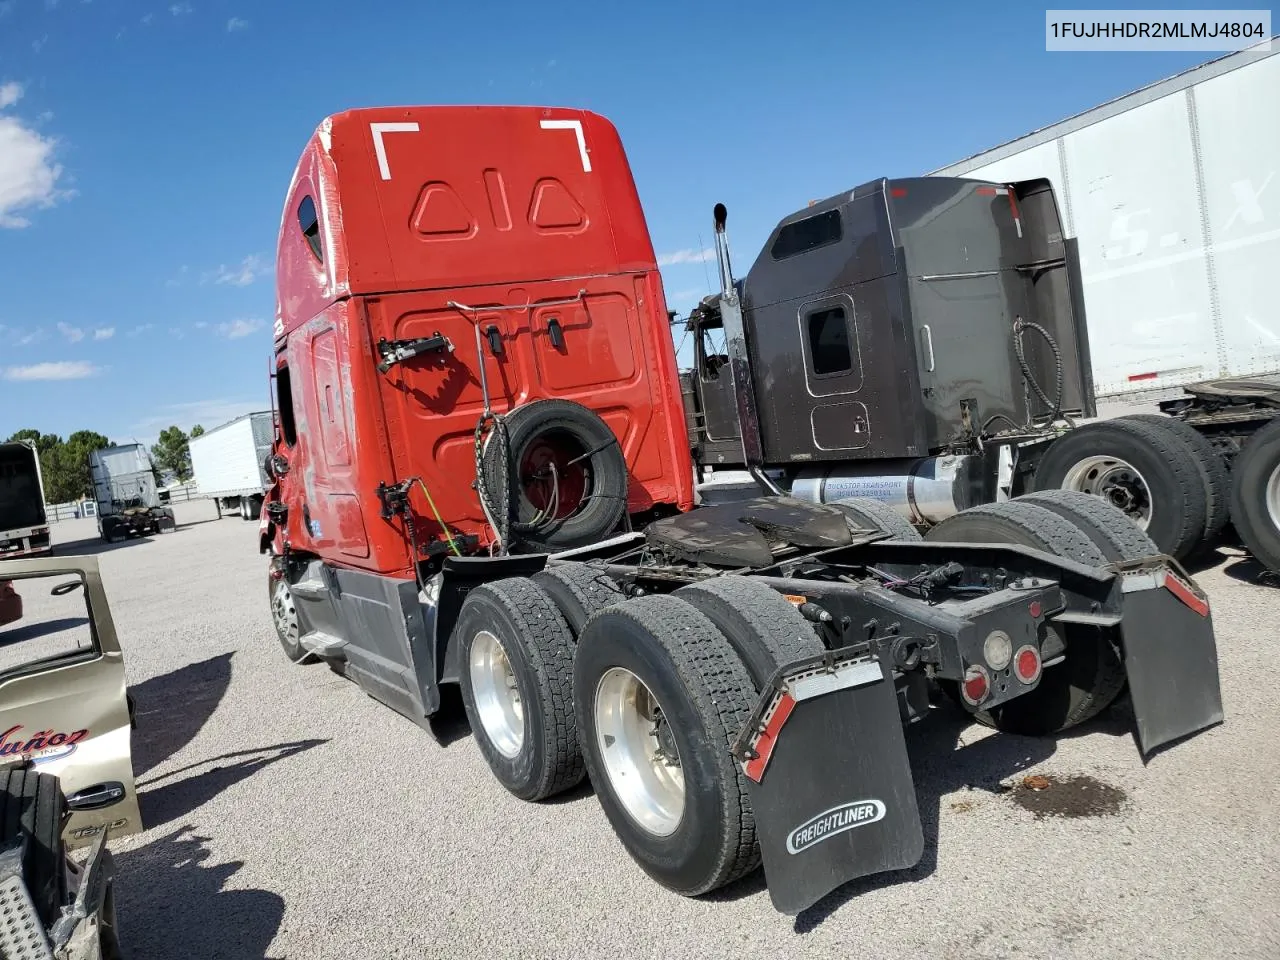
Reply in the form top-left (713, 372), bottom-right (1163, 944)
top-left (271, 580), bottom-right (299, 645)
top-left (594, 667), bottom-right (685, 837)
top-left (1266, 462), bottom-right (1280, 531)
top-left (1062, 455), bottom-right (1153, 530)
top-left (469, 630), bottom-right (524, 759)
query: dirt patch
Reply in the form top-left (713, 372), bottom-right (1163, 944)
top-left (1006, 773), bottom-right (1127, 820)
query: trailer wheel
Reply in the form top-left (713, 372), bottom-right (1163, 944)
top-left (532, 562), bottom-right (624, 636)
top-left (828, 496), bottom-right (922, 541)
top-left (926, 501), bottom-right (1126, 734)
top-left (1031, 418), bottom-right (1209, 560)
top-left (481, 399), bottom-right (629, 553)
top-left (575, 595), bottom-right (760, 896)
top-left (1228, 417), bottom-right (1280, 574)
top-left (0, 769), bottom-right (68, 929)
top-left (1120, 413), bottom-right (1230, 543)
top-left (456, 578), bottom-right (586, 801)
top-left (673, 576), bottom-right (824, 690)
top-left (269, 574), bottom-right (317, 665)
top-left (1014, 490), bottom-right (1158, 561)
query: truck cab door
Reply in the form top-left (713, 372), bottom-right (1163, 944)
top-left (693, 319), bottom-right (741, 445)
top-left (0, 555), bottom-right (141, 851)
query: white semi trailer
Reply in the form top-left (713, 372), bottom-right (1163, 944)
top-left (188, 412), bottom-right (273, 521)
top-left (929, 39), bottom-right (1280, 575)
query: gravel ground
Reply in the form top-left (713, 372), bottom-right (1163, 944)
top-left (40, 502), bottom-right (1280, 959)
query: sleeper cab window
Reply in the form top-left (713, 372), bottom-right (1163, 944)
top-left (770, 208), bottom-right (842, 260)
top-left (298, 195), bottom-right (323, 263)
top-left (806, 306), bottom-right (852, 376)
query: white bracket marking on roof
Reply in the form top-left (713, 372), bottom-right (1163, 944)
top-left (540, 118), bottom-right (591, 173)
top-left (370, 122), bottom-right (420, 181)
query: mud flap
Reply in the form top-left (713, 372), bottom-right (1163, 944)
top-left (1119, 565), bottom-right (1224, 756)
top-left (732, 651), bottom-right (923, 915)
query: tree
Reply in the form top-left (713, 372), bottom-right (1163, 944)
top-left (190, 424), bottom-right (205, 438)
top-left (151, 426), bottom-right (192, 482)
top-left (56, 431), bottom-right (111, 502)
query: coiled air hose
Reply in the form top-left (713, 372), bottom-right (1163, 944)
top-left (983, 316), bottom-right (1076, 434)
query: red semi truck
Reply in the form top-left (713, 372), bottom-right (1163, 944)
top-left (259, 106), bottom-right (1224, 914)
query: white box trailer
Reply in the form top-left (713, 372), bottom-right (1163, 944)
top-left (188, 412), bottom-right (274, 521)
top-left (928, 39), bottom-right (1280, 576)
top-left (930, 40), bottom-right (1280, 404)
top-left (0, 440), bottom-right (52, 558)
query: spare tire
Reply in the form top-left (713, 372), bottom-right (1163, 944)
top-left (1030, 418), bottom-right (1209, 561)
top-left (0, 769), bottom-right (67, 928)
top-left (481, 399), bottom-right (629, 553)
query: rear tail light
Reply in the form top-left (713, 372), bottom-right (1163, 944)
top-left (961, 664), bottom-right (990, 705)
top-left (1014, 645), bottom-right (1042, 685)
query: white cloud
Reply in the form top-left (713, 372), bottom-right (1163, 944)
top-left (168, 327), bottom-right (184, 339)
top-left (0, 89), bottom-right (70, 228)
top-left (204, 254), bottom-right (270, 287)
top-left (216, 318), bottom-right (263, 339)
top-left (57, 322), bottom-right (84, 342)
top-left (32, 34), bottom-right (48, 52)
top-left (656, 248), bottom-right (716, 267)
top-left (126, 324), bottom-right (153, 337)
top-left (169, 2), bottom-right (193, 13)
top-left (93, 327), bottom-right (115, 340)
top-left (128, 397), bottom-right (263, 444)
top-left (10, 327), bottom-right (45, 346)
top-left (165, 264), bottom-right (190, 287)
top-left (226, 16), bottom-right (248, 30)
top-left (140, 12), bottom-right (153, 25)
top-left (4, 361), bottom-right (101, 381)
top-left (193, 321), bottom-right (208, 329)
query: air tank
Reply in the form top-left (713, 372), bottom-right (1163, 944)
top-left (788, 455), bottom-right (981, 525)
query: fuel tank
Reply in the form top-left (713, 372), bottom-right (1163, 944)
top-left (788, 455), bottom-right (982, 524)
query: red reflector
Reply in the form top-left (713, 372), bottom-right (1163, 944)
top-left (961, 665), bottom-right (989, 705)
top-left (1128, 372), bottom-right (1159, 382)
top-left (744, 692), bottom-right (796, 783)
top-left (1014, 645), bottom-right (1042, 684)
top-left (1029, 600), bottom-right (1042, 619)
top-left (1163, 571), bottom-right (1209, 617)
top-left (976, 186), bottom-right (998, 196)
top-left (890, 187), bottom-right (908, 198)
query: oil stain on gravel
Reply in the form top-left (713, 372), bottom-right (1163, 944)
top-left (1006, 774), bottom-right (1128, 820)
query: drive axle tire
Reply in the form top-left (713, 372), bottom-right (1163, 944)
top-left (1121, 414), bottom-right (1230, 543)
top-left (481, 399), bottom-right (628, 554)
top-left (532, 562), bottom-right (625, 635)
top-left (925, 501), bottom-right (1126, 735)
top-left (829, 496), bottom-right (922, 541)
top-left (674, 575), bottom-right (824, 690)
top-left (1228, 417), bottom-right (1280, 575)
top-left (1, 769), bottom-right (68, 929)
top-left (575, 595), bottom-right (760, 896)
top-left (457, 578), bottom-right (585, 801)
top-left (1031, 418), bottom-right (1209, 561)
top-left (1015, 489), bottom-right (1159, 562)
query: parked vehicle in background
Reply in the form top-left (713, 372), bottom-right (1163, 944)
top-left (929, 40), bottom-right (1280, 574)
top-left (188, 412), bottom-right (274, 521)
top-left (88, 444), bottom-right (175, 543)
top-left (0, 440), bottom-right (52, 559)
top-left (0, 554), bottom-right (143, 958)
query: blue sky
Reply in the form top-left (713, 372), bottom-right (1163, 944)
top-left (0, 0), bottom-right (1224, 445)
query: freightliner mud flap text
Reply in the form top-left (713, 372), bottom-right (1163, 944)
top-left (731, 650), bottom-right (923, 915)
